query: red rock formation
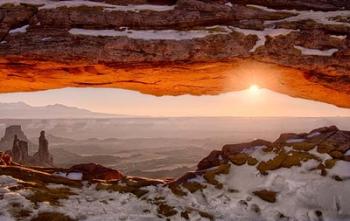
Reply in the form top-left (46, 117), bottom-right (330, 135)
top-left (0, 0), bottom-right (349, 107)
top-left (0, 151), bottom-right (12, 165)
top-left (69, 163), bottom-right (125, 181)
top-left (0, 125), bottom-right (29, 150)
top-left (33, 131), bottom-right (53, 166)
top-left (197, 150), bottom-right (223, 170)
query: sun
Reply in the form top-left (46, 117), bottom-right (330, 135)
top-left (248, 84), bottom-right (260, 94)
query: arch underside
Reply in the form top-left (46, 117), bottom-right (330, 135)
top-left (0, 0), bottom-right (349, 107)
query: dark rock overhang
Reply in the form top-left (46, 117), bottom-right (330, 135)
top-left (0, 0), bottom-right (349, 107)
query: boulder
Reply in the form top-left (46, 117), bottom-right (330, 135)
top-left (222, 139), bottom-right (273, 158)
top-left (253, 190), bottom-right (277, 203)
top-left (69, 163), bottom-right (124, 181)
top-left (197, 150), bottom-right (223, 170)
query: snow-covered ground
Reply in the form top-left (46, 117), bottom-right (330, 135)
top-left (1, 142), bottom-right (349, 221)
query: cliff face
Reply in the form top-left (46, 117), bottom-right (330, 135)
top-left (0, 126), bottom-right (53, 166)
top-left (0, 125), bottom-right (28, 150)
top-left (0, 0), bottom-right (349, 107)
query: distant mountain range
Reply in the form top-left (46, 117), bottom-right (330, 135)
top-left (0, 102), bottom-right (126, 119)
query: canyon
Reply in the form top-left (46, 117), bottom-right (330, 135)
top-left (0, 125), bottom-right (349, 220)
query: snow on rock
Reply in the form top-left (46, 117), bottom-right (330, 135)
top-left (307, 131), bottom-right (321, 138)
top-left (9, 25), bottom-right (29, 34)
top-left (0, 0), bottom-right (47, 6)
top-left (331, 35), bottom-right (348, 40)
top-left (0, 177), bottom-right (33, 221)
top-left (345, 149), bottom-right (350, 156)
top-left (1, 126), bottom-right (350, 221)
top-left (225, 2), bottom-right (233, 8)
top-left (104, 4), bottom-right (176, 12)
top-left (41, 37), bottom-right (52, 41)
top-left (53, 172), bottom-right (83, 180)
top-left (294, 45), bottom-right (339, 56)
top-left (309, 147), bottom-right (332, 161)
top-left (231, 27), bottom-right (295, 52)
top-left (329, 161), bottom-right (350, 178)
top-left (0, 0), bottom-right (176, 12)
top-left (0, 175), bottom-right (18, 186)
top-left (286, 138), bottom-right (306, 143)
top-left (248, 4), bottom-right (350, 27)
top-left (42, 1), bottom-right (176, 12)
top-left (0, 158), bottom-right (350, 220)
top-left (242, 145), bottom-right (276, 162)
top-left (69, 26), bottom-right (232, 40)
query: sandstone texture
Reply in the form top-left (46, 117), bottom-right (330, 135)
top-left (0, 0), bottom-right (349, 107)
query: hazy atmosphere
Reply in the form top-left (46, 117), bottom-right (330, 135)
top-left (1, 86), bottom-right (350, 117)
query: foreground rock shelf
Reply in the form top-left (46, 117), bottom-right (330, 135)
top-left (0, 0), bottom-right (349, 107)
top-left (0, 126), bottom-right (349, 220)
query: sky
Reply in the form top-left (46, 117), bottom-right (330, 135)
top-left (0, 85), bottom-right (349, 117)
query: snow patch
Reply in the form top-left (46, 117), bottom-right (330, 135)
top-left (9, 25), bottom-right (29, 34)
top-left (69, 26), bottom-right (232, 40)
top-left (41, 37), bottom-right (52, 41)
top-left (0, 0), bottom-right (176, 12)
top-left (53, 172), bottom-right (83, 180)
top-left (329, 161), bottom-right (350, 178)
top-left (286, 138), bottom-right (305, 143)
top-left (0, 0), bottom-right (47, 6)
top-left (104, 4), bottom-right (176, 12)
top-left (225, 2), bottom-right (233, 8)
top-left (242, 145), bottom-right (276, 162)
top-left (331, 34), bottom-right (347, 40)
top-left (246, 4), bottom-right (279, 12)
top-left (0, 175), bottom-right (18, 186)
top-left (345, 149), bottom-right (350, 156)
top-left (309, 147), bottom-right (332, 161)
top-left (307, 131), bottom-right (321, 138)
top-left (232, 27), bottom-right (295, 52)
top-left (247, 4), bottom-right (350, 27)
top-left (294, 45), bottom-right (338, 56)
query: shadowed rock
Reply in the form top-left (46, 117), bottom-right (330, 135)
top-left (33, 131), bottom-right (53, 166)
top-left (0, 125), bottom-right (28, 150)
top-left (0, 0), bottom-right (349, 107)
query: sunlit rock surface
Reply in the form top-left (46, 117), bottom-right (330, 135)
top-left (0, 126), bottom-right (349, 220)
top-left (0, 0), bottom-right (349, 107)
